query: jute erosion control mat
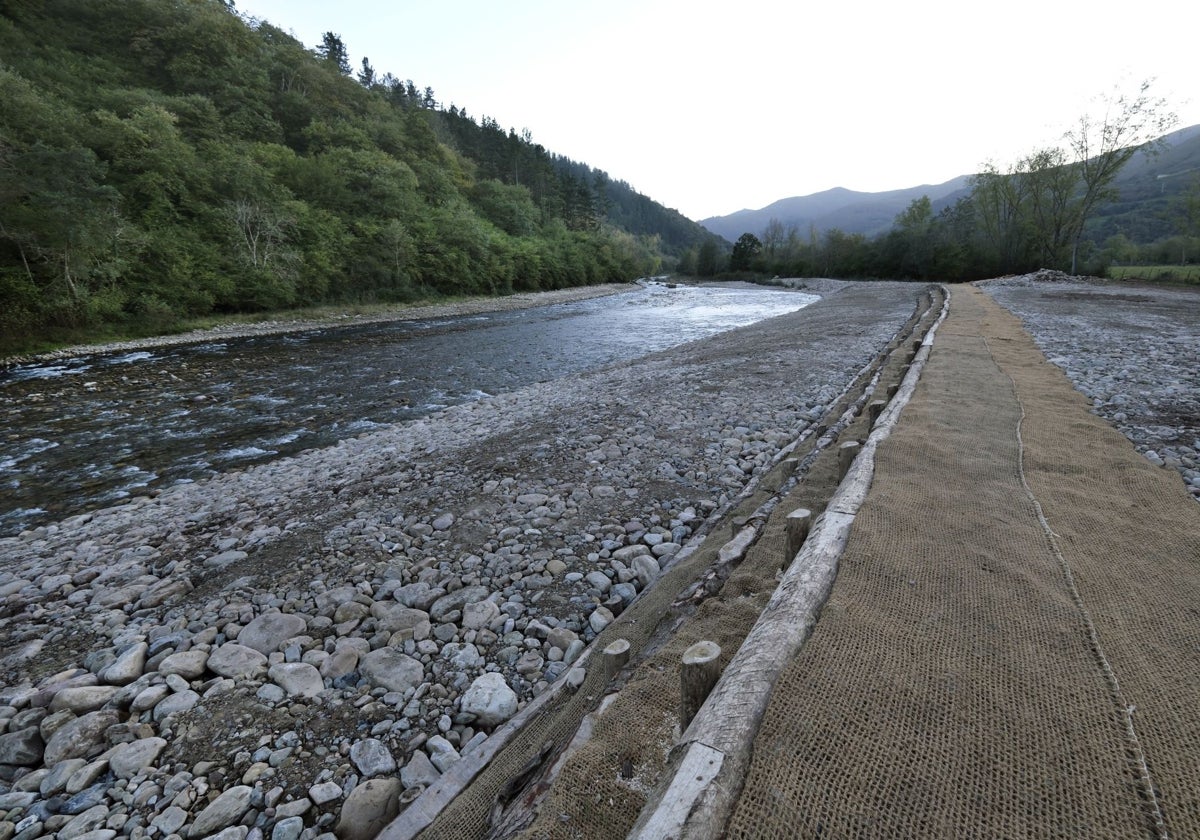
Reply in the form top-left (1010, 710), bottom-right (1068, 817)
top-left (725, 285), bottom-right (1200, 838)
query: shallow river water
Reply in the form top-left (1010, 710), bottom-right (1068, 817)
top-left (0, 283), bottom-right (817, 536)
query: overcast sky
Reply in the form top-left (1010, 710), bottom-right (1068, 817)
top-left (232, 0), bottom-right (1199, 222)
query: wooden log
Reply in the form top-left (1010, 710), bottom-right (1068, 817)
top-left (785, 508), bottom-right (813, 564)
top-left (838, 441), bottom-right (860, 480)
top-left (603, 638), bottom-right (630, 677)
top-left (680, 640), bottom-right (722, 732)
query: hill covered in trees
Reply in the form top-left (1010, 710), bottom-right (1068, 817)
top-left (0, 0), bottom-right (718, 353)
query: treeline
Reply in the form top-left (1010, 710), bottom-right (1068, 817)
top-left (727, 179), bottom-right (1198, 283)
top-left (724, 84), bottom-right (1192, 282)
top-left (0, 0), bottom-right (713, 351)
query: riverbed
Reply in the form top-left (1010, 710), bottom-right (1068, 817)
top-left (0, 283), bottom-right (816, 536)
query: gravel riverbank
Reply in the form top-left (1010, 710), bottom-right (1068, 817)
top-left (982, 270), bottom-right (1200, 500)
top-left (0, 280), bottom-right (917, 840)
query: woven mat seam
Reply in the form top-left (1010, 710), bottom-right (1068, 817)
top-left (983, 330), bottom-right (1169, 840)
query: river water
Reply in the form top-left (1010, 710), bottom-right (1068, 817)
top-left (0, 282), bottom-right (817, 536)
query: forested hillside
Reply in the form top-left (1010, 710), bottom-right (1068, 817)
top-left (0, 0), bottom-right (715, 352)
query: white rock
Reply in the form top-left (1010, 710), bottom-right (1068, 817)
top-left (157, 649), bottom-right (210, 679)
top-left (441, 643), bottom-right (483, 670)
top-left (461, 599), bottom-right (500, 630)
top-left (100, 642), bottom-right (147, 686)
top-left (359, 648), bottom-right (424, 693)
top-left (460, 672), bottom-right (518, 728)
top-left (48, 686), bottom-right (117, 714)
top-left (108, 736), bottom-right (167, 779)
top-left (237, 613), bottom-right (307, 655)
top-left (425, 735), bottom-right (461, 773)
top-left (308, 780), bottom-right (343, 805)
top-left (190, 784), bottom-right (254, 837)
top-left (267, 663), bottom-right (324, 699)
top-left (585, 571), bottom-right (612, 593)
top-left (349, 738), bottom-right (397, 777)
top-left (588, 606), bottom-right (614, 634)
top-left (400, 750), bottom-right (440, 789)
top-left (207, 643), bottom-right (269, 679)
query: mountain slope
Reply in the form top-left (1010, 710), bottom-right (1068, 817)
top-left (700, 177), bottom-right (972, 241)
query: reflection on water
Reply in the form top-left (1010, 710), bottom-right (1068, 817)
top-left (0, 283), bottom-right (816, 535)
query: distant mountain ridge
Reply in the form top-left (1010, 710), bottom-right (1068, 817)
top-left (702, 123), bottom-right (1200, 244)
top-left (699, 177), bottom-right (972, 241)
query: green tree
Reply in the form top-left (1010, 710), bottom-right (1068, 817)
top-left (1063, 80), bottom-right (1177, 272)
top-left (1020, 147), bottom-right (1078, 267)
top-left (970, 162), bottom-right (1034, 274)
top-left (1170, 174), bottom-right (1200, 263)
top-left (696, 239), bottom-right (721, 276)
top-left (730, 232), bottom-right (762, 271)
top-left (317, 32), bottom-right (351, 75)
top-left (357, 57), bottom-right (376, 88)
top-left (1100, 233), bottom-right (1137, 266)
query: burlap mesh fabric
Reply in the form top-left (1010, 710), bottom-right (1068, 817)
top-left (724, 286), bottom-right (1200, 838)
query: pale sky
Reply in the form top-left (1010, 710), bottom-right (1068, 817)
top-left (232, 0), bottom-right (1199, 222)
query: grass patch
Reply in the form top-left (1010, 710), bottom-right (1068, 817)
top-left (1106, 265), bottom-right (1200, 285)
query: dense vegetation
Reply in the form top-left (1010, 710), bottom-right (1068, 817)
top-left (0, 0), bottom-right (717, 352)
top-left (726, 88), bottom-right (1195, 283)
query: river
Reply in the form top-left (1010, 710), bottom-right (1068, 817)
top-left (0, 282), bottom-right (817, 536)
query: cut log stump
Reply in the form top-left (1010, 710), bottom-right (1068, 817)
top-left (680, 640), bottom-right (722, 733)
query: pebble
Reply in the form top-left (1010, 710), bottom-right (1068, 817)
top-left (190, 785), bottom-right (254, 837)
top-left (459, 673), bottom-right (518, 729)
top-left (335, 778), bottom-right (402, 840)
top-left (267, 663), bottom-right (324, 699)
top-left (307, 782), bottom-right (342, 806)
top-left (207, 643), bottom-right (269, 679)
top-left (348, 739), bottom-right (396, 778)
top-left (424, 736), bottom-right (460, 774)
top-left (108, 737), bottom-right (167, 779)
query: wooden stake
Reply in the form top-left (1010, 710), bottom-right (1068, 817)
top-left (603, 638), bottom-right (630, 677)
top-left (680, 641), bottom-right (722, 733)
top-left (785, 508), bottom-right (813, 563)
top-left (839, 441), bottom-right (860, 479)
